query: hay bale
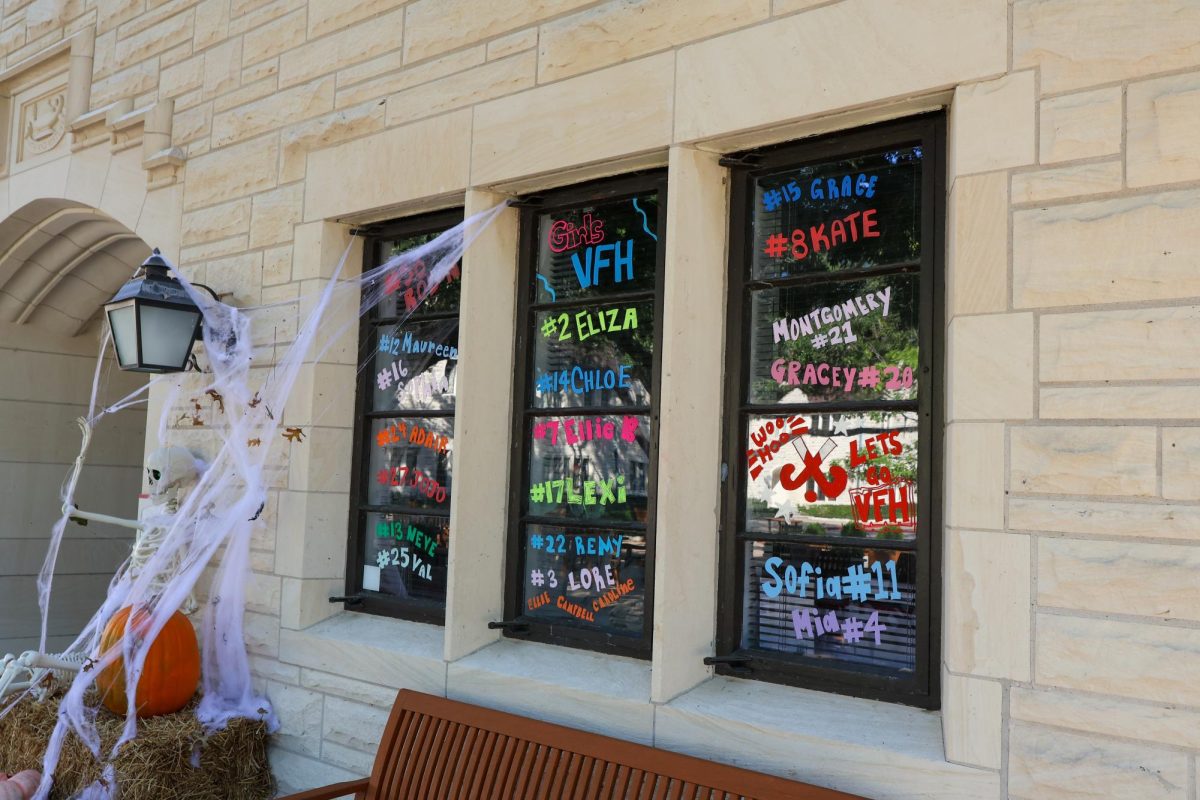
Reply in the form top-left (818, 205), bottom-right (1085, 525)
top-left (0, 687), bottom-right (273, 800)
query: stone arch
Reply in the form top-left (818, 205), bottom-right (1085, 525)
top-left (0, 198), bottom-right (150, 654)
top-left (0, 198), bottom-right (151, 336)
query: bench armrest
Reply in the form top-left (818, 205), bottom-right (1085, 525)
top-left (275, 777), bottom-right (370, 800)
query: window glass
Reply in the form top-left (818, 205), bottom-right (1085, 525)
top-left (751, 146), bottom-right (922, 280)
top-left (368, 320), bottom-right (459, 413)
top-left (526, 414), bottom-right (652, 525)
top-left (723, 121), bottom-right (940, 705)
top-left (510, 181), bottom-right (664, 655)
top-left (362, 512), bottom-right (450, 603)
top-left (742, 542), bottom-right (917, 673)
top-left (533, 199), bottom-right (658, 303)
top-left (747, 278), bottom-right (919, 405)
top-left (365, 416), bottom-right (453, 512)
top-left (522, 524), bottom-right (647, 637)
top-left (372, 233), bottom-right (462, 318)
top-left (530, 301), bottom-right (654, 409)
top-left (350, 213), bottom-right (462, 622)
top-left (743, 411), bottom-right (919, 537)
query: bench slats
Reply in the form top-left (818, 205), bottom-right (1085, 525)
top-left (550, 749), bottom-right (573, 798)
top-left (488, 732), bottom-right (518, 796)
top-left (575, 755), bottom-right (600, 800)
top-left (420, 714), bottom-right (451, 796)
top-left (376, 710), bottom-right (417, 798)
top-left (563, 751), bottom-right (584, 797)
top-left (505, 739), bottom-right (535, 798)
top-left (400, 715), bottom-right (441, 797)
top-left (592, 760), bottom-right (613, 797)
top-left (539, 746), bottom-right (566, 799)
top-left (435, 721), bottom-right (467, 796)
top-left (611, 763), bottom-right (632, 798)
top-left (450, 725), bottom-right (480, 796)
top-left (631, 769), bottom-right (650, 799)
top-left (283, 690), bottom-right (868, 800)
top-left (464, 725), bottom-right (490, 795)
top-left (584, 754), bottom-right (603, 796)
top-left (515, 742), bottom-right (544, 798)
top-left (436, 719), bottom-right (463, 794)
top-left (465, 729), bottom-right (496, 796)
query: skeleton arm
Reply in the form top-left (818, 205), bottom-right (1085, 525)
top-left (0, 651), bottom-right (88, 701)
top-left (63, 503), bottom-right (143, 531)
top-left (58, 417), bottom-right (143, 530)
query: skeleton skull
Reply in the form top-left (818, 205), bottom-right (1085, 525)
top-left (145, 446), bottom-right (201, 497)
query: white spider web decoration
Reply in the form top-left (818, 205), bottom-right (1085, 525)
top-left (2, 203), bottom-right (506, 800)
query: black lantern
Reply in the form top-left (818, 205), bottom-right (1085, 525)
top-left (104, 248), bottom-right (203, 373)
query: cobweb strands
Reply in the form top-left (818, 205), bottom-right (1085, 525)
top-left (10, 203), bottom-right (507, 800)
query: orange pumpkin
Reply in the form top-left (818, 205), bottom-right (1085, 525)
top-left (96, 606), bottom-right (200, 717)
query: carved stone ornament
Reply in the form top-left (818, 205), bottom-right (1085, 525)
top-left (21, 90), bottom-right (66, 157)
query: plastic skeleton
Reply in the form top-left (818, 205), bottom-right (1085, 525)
top-left (0, 435), bottom-right (204, 702)
top-left (0, 652), bottom-right (89, 703)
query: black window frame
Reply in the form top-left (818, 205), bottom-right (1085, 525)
top-left (343, 206), bottom-right (465, 625)
top-left (715, 113), bottom-right (946, 708)
top-left (502, 171), bottom-right (668, 659)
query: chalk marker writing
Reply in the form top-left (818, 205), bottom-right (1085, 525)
top-left (534, 416), bottom-right (640, 445)
top-left (571, 240), bottom-right (634, 289)
top-left (548, 212), bottom-right (604, 253)
top-left (772, 287), bottom-right (892, 344)
top-left (761, 173), bottom-right (878, 212)
top-left (534, 365), bottom-right (632, 395)
top-left (529, 476), bottom-right (628, 507)
top-left (792, 608), bottom-right (886, 645)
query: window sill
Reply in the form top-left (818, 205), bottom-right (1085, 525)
top-left (657, 676), bottom-right (999, 800)
top-left (278, 610), bottom-right (447, 695)
top-left (446, 637), bottom-right (655, 745)
top-left (278, 617), bottom-right (996, 799)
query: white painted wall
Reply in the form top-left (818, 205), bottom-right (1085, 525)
top-left (0, 321), bottom-right (145, 655)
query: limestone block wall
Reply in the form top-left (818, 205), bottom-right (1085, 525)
top-left (0, 0), bottom-right (1195, 798)
top-left (943, 4), bottom-right (1200, 795)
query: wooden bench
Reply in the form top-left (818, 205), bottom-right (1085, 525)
top-left (278, 689), bottom-right (866, 800)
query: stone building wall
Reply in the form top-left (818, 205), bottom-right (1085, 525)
top-left (0, 1), bottom-right (1196, 798)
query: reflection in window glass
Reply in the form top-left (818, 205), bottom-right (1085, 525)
top-left (530, 302), bottom-right (654, 409)
top-left (526, 414), bottom-right (651, 525)
top-left (742, 542), bottom-right (917, 675)
top-left (352, 215), bottom-right (462, 621)
top-left (369, 319), bottom-right (458, 413)
top-left (511, 181), bottom-right (663, 654)
top-left (744, 411), bottom-right (919, 538)
top-left (522, 525), bottom-right (647, 637)
top-left (533, 195), bottom-right (658, 303)
top-left (752, 146), bottom-right (922, 279)
top-left (748, 277), bottom-right (919, 405)
top-left (726, 131), bottom-right (936, 698)
top-left (372, 232), bottom-right (461, 318)
top-left (362, 512), bottom-right (449, 603)
top-left (365, 416), bottom-right (453, 511)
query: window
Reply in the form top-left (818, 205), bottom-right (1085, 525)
top-left (345, 208), bottom-right (464, 623)
top-left (716, 115), bottom-right (944, 707)
top-left (503, 173), bottom-right (667, 657)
